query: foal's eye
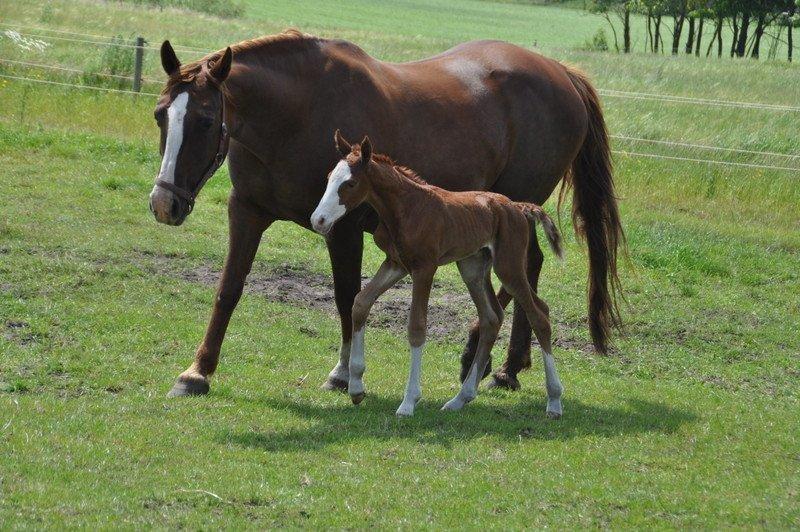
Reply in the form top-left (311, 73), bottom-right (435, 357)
top-left (342, 180), bottom-right (356, 189)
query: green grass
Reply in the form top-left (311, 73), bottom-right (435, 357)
top-left (1, 0), bottom-right (799, 528)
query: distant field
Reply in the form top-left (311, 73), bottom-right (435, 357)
top-left (0, 0), bottom-right (798, 528)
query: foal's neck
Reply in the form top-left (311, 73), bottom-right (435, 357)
top-left (364, 163), bottom-right (428, 230)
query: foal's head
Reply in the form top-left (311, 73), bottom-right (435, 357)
top-left (310, 131), bottom-right (374, 235)
top-left (148, 41), bottom-right (232, 226)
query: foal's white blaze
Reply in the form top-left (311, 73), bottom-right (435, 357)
top-left (149, 91), bottom-right (189, 217)
top-left (310, 159), bottom-right (351, 234)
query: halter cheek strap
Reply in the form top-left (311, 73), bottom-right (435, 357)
top-left (156, 120), bottom-right (229, 213)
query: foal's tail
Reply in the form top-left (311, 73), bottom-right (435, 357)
top-left (519, 204), bottom-right (564, 261)
top-left (562, 65), bottom-right (625, 354)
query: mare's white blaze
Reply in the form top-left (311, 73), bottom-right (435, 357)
top-left (156, 91), bottom-right (189, 186)
top-left (542, 349), bottom-right (563, 417)
top-left (348, 327), bottom-right (366, 396)
top-left (396, 344), bottom-right (424, 416)
top-left (149, 91), bottom-right (189, 217)
top-left (311, 159), bottom-right (351, 233)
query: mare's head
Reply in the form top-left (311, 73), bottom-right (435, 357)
top-left (310, 130), bottom-right (374, 235)
top-left (148, 41), bottom-right (232, 226)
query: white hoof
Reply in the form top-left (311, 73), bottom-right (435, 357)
top-left (546, 398), bottom-right (563, 419)
top-left (441, 396), bottom-right (470, 411)
top-left (395, 403), bottom-right (416, 417)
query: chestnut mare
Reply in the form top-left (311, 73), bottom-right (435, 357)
top-left (311, 133), bottom-right (565, 417)
top-left (148, 31), bottom-right (623, 399)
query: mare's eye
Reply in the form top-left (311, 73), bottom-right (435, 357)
top-left (343, 180), bottom-right (356, 189)
top-left (199, 116), bottom-right (214, 129)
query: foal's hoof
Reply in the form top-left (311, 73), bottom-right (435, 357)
top-left (167, 377), bottom-right (210, 398)
top-left (321, 376), bottom-right (349, 392)
top-left (350, 392), bottom-right (366, 405)
top-left (485, 372), bottom-right (521, 391)
top-left (546, 410), bottom-right (562, 420)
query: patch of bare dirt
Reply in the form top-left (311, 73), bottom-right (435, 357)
top-left (180, 263), bottom-right (476, 341)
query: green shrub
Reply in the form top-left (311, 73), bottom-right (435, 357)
top-left (81, 35), bottom-right (136, 90)
top-left (580, 28), bottom-right (609, 51)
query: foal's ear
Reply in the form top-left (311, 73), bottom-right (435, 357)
top-left (160, 40), bottom-right (181, 77)
top-left (360, 136), bottom-right (373, 165)
top-left (334, 129), bottom-right (351, 158)
top-left (210, 47), bottom-right (233, 82)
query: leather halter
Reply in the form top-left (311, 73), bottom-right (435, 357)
top-left (155, 100), bottom-right (229, 213)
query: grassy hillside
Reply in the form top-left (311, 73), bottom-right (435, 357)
top-left (0, 0), bottom-right (798, 528)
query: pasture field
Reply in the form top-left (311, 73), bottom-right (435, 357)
top-left (1, 0), bottom-right (799, 528)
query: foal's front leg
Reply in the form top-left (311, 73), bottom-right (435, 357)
top-left (348, 259), bottom-right (406, 403)
top-left (396, 266), bottom-right (436, 417)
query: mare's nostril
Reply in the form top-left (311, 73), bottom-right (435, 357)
top-left (170, 198), bottom-right (181, 220)
top-left (317, 216), bottom-right (326, 227)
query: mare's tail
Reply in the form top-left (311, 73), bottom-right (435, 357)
top-left (562, 65), bottom-right (625, 354)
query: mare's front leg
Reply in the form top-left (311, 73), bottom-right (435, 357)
top-left (348, 259), bottom-right (407, 404)
top-left (321, 222), bottom-right (364, 392)
top-left (167, 194), bottom-right (273, 397)
top-left (396, 266), bottom-right (436, 417)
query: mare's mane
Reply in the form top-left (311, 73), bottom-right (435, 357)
top-left (161, 28), bottom-right (320, 96)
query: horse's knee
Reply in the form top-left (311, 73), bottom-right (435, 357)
top-left (215, 289), bottom-right (242, 313)
top-left (408, 318), bottom-right (427, 348)
top-left (480, 310), bottom-right (502, 337)
top-left (351, 293), bottom-right (370, 331)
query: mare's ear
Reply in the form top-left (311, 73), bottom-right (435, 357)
top-left (334, 129), bottom-right (352, 158)
top-left (161, 41), bottom-right (181, 77)
top-left (210, 47), bottom-right (233, 82)
top-left (360, 136), bottom-right (373, 165)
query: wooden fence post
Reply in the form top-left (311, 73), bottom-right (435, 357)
top-left (133, 36), bottom-right (145, 93)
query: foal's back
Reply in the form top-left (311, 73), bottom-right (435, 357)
top-left (404, 184), bottom-right (534, 266)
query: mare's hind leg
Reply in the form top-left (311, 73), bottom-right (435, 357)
top-left (493, 240), bottom-right (564, 419)
top-left (444, 251), bottom-right (503, 411)
top-left (348, 259), bottom-right (407, 404)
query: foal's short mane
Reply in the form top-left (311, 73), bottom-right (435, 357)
top-left (371, 152), bottom-right (430, 186)
top-left (161, 28), bottom-right (320, 96)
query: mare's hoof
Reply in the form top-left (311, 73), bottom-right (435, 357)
top-left (167, 377), bottom-right (209, 398)
top-left (350, 392), bottom-right (366, 405)
top-left (546, 410), bottom-right (562, 420)
top-left (485, 372), bottom-right (521, 391)
top-left (321, 376), bottom-right (349, 392)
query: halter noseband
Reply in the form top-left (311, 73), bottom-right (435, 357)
top-left (155, 109), bottom-right (229, 214)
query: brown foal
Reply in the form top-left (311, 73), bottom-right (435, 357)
top-left (311, 132), bottom-right (565, 417)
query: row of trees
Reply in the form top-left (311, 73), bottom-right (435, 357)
top-left (589, 0), bottom-right (799, 61)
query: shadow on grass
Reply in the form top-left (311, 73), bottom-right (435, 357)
top-left (217, 393), bottom-right (696, 451)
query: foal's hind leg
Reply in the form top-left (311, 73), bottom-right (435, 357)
top-left (443, 252), bottom-right (502, 411)
top-left (493, 241), bottom-right (564, 419)
top-left (348, 259), bottom-right (407, 404)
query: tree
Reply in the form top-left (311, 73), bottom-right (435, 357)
top-left (590, 0), bottom-right (634, 52)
